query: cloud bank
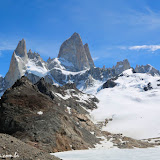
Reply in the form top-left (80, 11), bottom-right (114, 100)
top-left (129, 45), bottom-right (160, 51)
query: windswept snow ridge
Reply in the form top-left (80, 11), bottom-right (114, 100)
top-left (90, 69), bottom-right (160, 139)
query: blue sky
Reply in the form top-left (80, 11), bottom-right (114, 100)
top-left (1, 0), bottom-right (160, 76)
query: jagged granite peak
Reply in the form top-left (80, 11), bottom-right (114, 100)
top-left (47, 57), bottom-right (52, 63)
top-left (58, 32), bottom-right (92, 71)
top-left (114, 59), bottom-right (131, 75)
top-left (4, 51), bottom-right (27, 88)
top-left (27, 49), bottom-right (41, 61)
top-left (135, 64), bottom-right (160, 76)
top-left (4, 39), bottom-right (29, 88)
top-left (84, 43), bottom-right (95, 68)
top-left (15, 38), bottom-right (28, 62)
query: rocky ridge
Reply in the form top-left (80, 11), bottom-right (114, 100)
top-left (135, 64), bottom-right (160, 76)
top-left (0, 76), bottom-right (100, 153)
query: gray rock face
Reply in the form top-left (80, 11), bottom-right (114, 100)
top-left (0, 76), bottom-right (4, 88)
top-left (83, 75), bottom-right (95, 89)
top-left (135, 64), bottom-right (160, 76)
top-left (114, 59), bottom-right (131, 75)
top-left (4, 39), bottom-right (28, 88)
top-left (58, 32), bottom-right (94, 71)
top-left (0, 77), bottom-right (4, 95)
top-left (84, 43), bottom-right (95, 68)
top-left (15, 38), bottom-right (28, 63)
top-left (5, 39), bottom-right (28, 88)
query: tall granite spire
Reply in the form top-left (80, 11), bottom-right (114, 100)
top-left (58, 32), bottom-right (94, 71)
top-left (84, 43), bottom-right (95, 68)
top-left (4, 39), bottom-right (28, 88)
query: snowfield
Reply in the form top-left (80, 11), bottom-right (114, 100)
top-left (89, 69), bottom-right (160, 139)
top-left (52, 147), bottom-right (160, 160)
top-left (26, 60), bottom-right (48, 77)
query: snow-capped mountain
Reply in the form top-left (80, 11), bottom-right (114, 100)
top-left (0, 33), bottom-right (160, 98)
top-left (0, 32), bottom-right (139, 95)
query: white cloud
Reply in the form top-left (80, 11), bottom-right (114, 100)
top-left (93, 57), bottom-right (99, 61)
top-left (129, 45), bottom-right (160, 51)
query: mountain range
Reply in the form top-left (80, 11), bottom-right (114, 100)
top-left (0, 32), bottom-right (160, 96)
top-left (0, 33), bottom-right (160, 159)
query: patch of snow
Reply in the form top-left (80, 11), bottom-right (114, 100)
top-left (118, 64), bottom-right (123, 68)
top-left (94, 136), bottom-right (114, 149)
top-left (83, 80), bottom-right (104, 94)
top-left (59, 68), bottom-right (88, 76)
top-left (52, 148), bottom-right (160, 160)
top-left (122, 68), bottom-right (133, 76)
top-left (37, 111), bottom-right (43, 115)
top-left (59, 58), bottom-right (74, 67)
top-left (50, 58), bottom-right (65, 70)
top-left (54, 92), bottom-right (72, 100)
top-left (67, 107), bottom-right (71, 114)
top-left (26, 60), bottom-right (48, 77)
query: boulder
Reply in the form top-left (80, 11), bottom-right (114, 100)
top-left (103, 79), bottom-right (117, 89)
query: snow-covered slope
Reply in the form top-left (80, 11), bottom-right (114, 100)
top-left (53, 148), bottom-right (160, 160)
top-left (90, 69), bottom-right (160, 139)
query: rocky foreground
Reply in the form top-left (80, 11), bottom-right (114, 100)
top-left (0, 133), bottom-right (59, 160)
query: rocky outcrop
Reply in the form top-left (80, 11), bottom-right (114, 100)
top-left (0, 76), bottom-right (100, 152)
top-left (114, 59), bottom-right (131, 75)
top-left (58, 32), bottom-right (94, 71)
top-left (135, 64), bottom-right (160, 76)
top-left (103, 79), bottom-right (117, 89)
top-left (4, 39), bottom-right (28, 88)
top-left (144, 82), bottom-right (153, 91)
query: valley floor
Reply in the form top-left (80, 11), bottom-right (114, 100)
top-left (52, 147), bottom-right (160, 160)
